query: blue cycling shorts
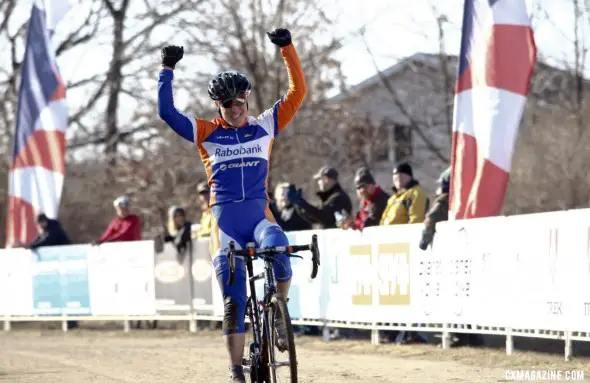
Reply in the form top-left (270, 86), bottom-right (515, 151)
top-left (210, 199), bottom-right (293, 335)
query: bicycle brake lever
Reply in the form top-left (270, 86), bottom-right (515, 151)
top-left (290, 254), bottom-right (303, 259)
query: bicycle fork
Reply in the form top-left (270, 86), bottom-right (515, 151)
top-left (244, 256), bottom-right (265, 378)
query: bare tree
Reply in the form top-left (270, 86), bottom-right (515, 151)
top-left (170, 0), bottom-right (352, 192)
top-left (505, 0), bottom-right (590, 214)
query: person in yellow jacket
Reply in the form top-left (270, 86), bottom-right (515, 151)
top-left (196, 182), bottom-right (213, 239)
top-left (380, 162), bottom-right (428, 226)
top-left (380, 162), bottom-right (429, 345)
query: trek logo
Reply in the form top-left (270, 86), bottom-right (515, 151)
top-left (219, 161), bottom-right (260, 171)
top-left (215, 144), bottom-right (262, 157)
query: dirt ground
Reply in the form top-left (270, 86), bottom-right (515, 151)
top-left (1, 327), bottom-right (590, 383)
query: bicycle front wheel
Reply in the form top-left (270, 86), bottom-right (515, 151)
top-left (266, 293), bottom-right (297, 383)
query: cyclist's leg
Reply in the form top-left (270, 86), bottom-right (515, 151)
top-left (253, 202), bottom-right (293, 296)
top-left (254, 202), bottom-right (292, 352)
top-left (211, 204), bottom-right (249, 379)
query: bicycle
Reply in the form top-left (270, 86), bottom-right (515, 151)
top-left (227, 234), bottom-right (320, 383)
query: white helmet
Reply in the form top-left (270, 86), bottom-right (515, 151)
top-left (113, 195), bottom-right (130, 208)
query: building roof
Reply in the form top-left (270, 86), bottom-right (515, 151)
top-left (329, 52), bottom-right (457, 103)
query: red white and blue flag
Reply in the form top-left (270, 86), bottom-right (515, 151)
top-left (449, 0), bottom-right (537, 219)
top-left (5, 0), bottom-right (70, 247)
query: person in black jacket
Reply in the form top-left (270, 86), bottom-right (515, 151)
top-left (25, 214), bottom-right (77, 329)
top-left (25, 214), bottom-right (71, 249)
top-left (287, 166), bottom-right (352, 229)
top-left (273, 183), bottom-right (312, 232)
top-left (340, 167), bottom-right (390, 231)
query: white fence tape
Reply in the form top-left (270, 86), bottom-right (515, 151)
top-left (3, 208), bottom-right (590, 359)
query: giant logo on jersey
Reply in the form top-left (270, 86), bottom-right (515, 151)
top-left (215, 144), bottom-right (262, 157)
top-left (219, 161), bottom-right (261, 171)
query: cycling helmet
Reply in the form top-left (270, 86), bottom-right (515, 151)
top-left (208, 70), bottom-right (251, 101)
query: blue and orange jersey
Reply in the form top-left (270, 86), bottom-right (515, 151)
top-left (158, 44), bottom-right (307, 205)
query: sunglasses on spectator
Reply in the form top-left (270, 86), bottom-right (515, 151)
top-left (220, 97), bottom-right (247, 109)
top-left (356, 184), bottom-right (368, 190)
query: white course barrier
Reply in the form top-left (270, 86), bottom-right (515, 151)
top-left (2, 208), bottom-right (590, 360)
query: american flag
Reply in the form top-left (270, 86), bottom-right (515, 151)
top-left (5, 0), bottom-right (70, 247)
top-left (449, 0), bottom-right (537, 219)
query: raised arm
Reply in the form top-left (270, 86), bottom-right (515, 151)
top-left (275, 44), bottom-right (307, 131)
top-left (158, 68), bottom-right (195, 142)
top-left (265, 29), bottom-right (307, 133)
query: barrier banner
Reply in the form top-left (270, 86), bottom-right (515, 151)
top-left (154, 242), bottom-right (192, 314)
top-left (88, 241), bottom-right (156, 315)
top-left (32, 245), bottom-right (91, 315)
top-left (0, 249), bottom-right (33, 316)
top-left (285, 230), bottom-right (325, 320)
top-left (191, 239), bottom-right (214, 313)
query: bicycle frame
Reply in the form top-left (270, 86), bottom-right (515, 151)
top-left (244, 253), bottom-right (277, 376)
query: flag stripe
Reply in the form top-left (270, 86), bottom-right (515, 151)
top-left (456, 24), bottom-right (536, 95)
top-left (453, 88), bottom-right (527, 171)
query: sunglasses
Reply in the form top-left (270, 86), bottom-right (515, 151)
top-left (220, 97), bottom-right (247, 109)
top-left (356, 184), bottom-right (368, 190)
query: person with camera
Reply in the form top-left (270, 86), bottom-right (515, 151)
top-left (286, 166), bottom-right (352, 229)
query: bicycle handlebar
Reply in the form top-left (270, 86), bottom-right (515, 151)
top-left (227, 234), bottom-right (321, 286)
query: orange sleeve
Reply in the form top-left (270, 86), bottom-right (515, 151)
top-left (195, 119), bottom-right (218, 144)
top-left (276, 44), bottom-right (307, 131)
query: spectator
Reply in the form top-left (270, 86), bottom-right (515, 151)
top-left (24, 214), bottom-right (77, 329)
top-left (96, 196), bottom-right (142, 244)
top-left (380, 162), bottom-right (428, 344)
top-left (287, 166), bottom-right (352, 229)
top-left (196, 182), bottom-right (212, 239)
top-left (340, 167), bottom-right (390, 231)
top-left (419, 167), bottom-right (483, 348)
top-left (419, 167), bottom-right (450, 250)
top-left (273, 183), bottom-right (312, 232)
top-left (380, 162), bottom-right (428, 226)
top-left (163, 207), bottom-right (193, 256)
top-left (24, 213), bottom-right (71, 249)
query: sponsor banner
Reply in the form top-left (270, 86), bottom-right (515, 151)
top-left (32, 245), bottom-right (91, 315)
top-left (561, 209), bottom-right (590, 332)
top-left (285, 230), bottom-right (325, 320)
top-left (4, 208), bottom-right (590, 336)
top-left (88, 241), bottom-right (156, 316)
top-left (0, 248), bottom-right (34, 316)
top-left (191, 239), bottom-right (214, 313)
top-left (154, 241), bottom-right (192, 314)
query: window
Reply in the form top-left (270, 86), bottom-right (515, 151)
top-left (394, 124), bottom-right (413, 161)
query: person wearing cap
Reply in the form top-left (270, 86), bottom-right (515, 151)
top-left (380, 162), bottom-right (428, 226)
top-left (23, 213), bottom-right (71, 249)
top-left (195, 182), bottom-right (213, 239)
top-left (419, 167), bottom-right (450, 250)
top-left (96, 196), bottom-right (142, 244)
top-left (286, 165), bottom-right (352, 229)
top-left (340, 167), bottom-right (390, 231)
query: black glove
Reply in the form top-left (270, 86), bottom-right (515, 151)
top-left (267, 28), bottom-right (292, 47)
top-left (286, 184), bottom-right (303, 205)
top-left (418, 239), bottom-right (428, 251)
top-left (161, 45), bottom-right (184, 69)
